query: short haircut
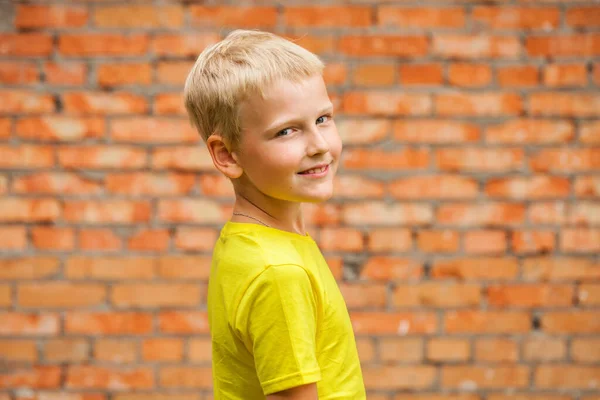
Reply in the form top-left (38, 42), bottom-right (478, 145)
top-left (184, 30), bottom-right (324, 149)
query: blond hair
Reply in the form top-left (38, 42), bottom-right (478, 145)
top-left (184, 30), bottom-right (324, 149)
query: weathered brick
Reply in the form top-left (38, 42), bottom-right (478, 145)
top-left (158, 311), bottom-right (209, 334)
top-left (485, 119), bottom-right (573, 143)
top-left (485, 176), bottom-right (570, 199)
top-left (512, 230), bottom-right (556, 254)
top-left (62, 92), bottom-right (147, 115)
top-left (378, 7), bottom-right (465, 28)
top-left (64, 201), bottom-right (151, 224)
top-left (394, 120), bottom-right (480, 143)
top-left (542, 311), bottom-right (600, 333)
top-left (16, 5), bottom-right (88, 28)
top-left (190, 6), bottom-right (277, 28)
top-left (0, 34), bottom-right (53, 56)
top-left (0, 226), bottom-right (27, 250)
top-left (561, 228), bottom-right (600, 253)
top-left (110, 117), bottom-right (198, 143)
top-left (362, 366), bottom-right (436, 389)
top-left (97, 63), bottom-right (152, 87)
top-left (45, 62), bottom-right (87, 86)
top-left (112, 283), bottom-right (201, 308)
top-left (0, 366), bottom-right (61, 389)
top-left (535, 365), bottom-right (600, 389)
top-left (59, 146), bottom-right (146, 169)
top-left (31, 227), bottom-right (75, 250)
top-left (426, 338), bottom-right (470, 362)
top-left (390, 176), bottom-right (478, 199)
top-left (527, 34), bottom-right (600, 57)
top-left (475, 338), bottom-right (518, 362)
top-left (0, 62), bottom-right (38, 84)
top-left (445, 311), bottom-right (530, 333)
top-left (566, 7), bottom-right (600, 27)
top-left (343, 149), bottom-right (429, 170)
top-left (94, 5), bottom-right (183, 28)
top-left (531, 93), bottom-right (600, 116)
top-left (66, 366), bottom-right (153, 390)
top-left (94, 339), bottom-right (137, 364)
top-left (343, 91), bottom-right (431, 116)
top-left (417, 230), bottom-right (460, 253)
top-left (448, 63), bottom-right (492, 87)
top-left (343, 202), bottom-right (433, 226)
top-left (0, 313), bottom-right (59, 336)
top-left (361, 257), bottom-right (423, 281)
top-left (319, 228), bottom-right (364, 252)
top-left (66, 257), bottom-right (155, 280)
top-left (487, 284), bottom-right (573, 308)
top-left (59, 34), bottom-right (149, 56)
top-left (65, 312), bottom-right (153, 335)
top-left (351, 312), bottom-right (437, 335)
top-left (437, 203), bottom-right (526, 226)
top-left (436, 93), bottom-right (522, 116)
top-left (152, 146), bottom-right (213, 171)
top-left (0, 198), bottom-right (60, 222)
top-left (334, 176), bottom-right (385, 199)
top-left (523, 337), bottom-right (567, 361)
top-left (159, 366), bottom-right (212, 388)
top-left (432, 257), bottom-right (518, 280)
top-left (497, 65), bottom-right (539, 87)
top-left (543, 64), bottom-right (587, 87)
top-left (433, 35), bottom-right (521, 58)
top-left (339, 36), bottom-right (429, 57)
top-left (285, 6), bottom-right (371, 27)
top-left (442, 365), bottom-right (529, 388)
top-left (464, 230), bottom-right (507, 254)
top-left (522, 257), bottom-right (600, 281)
top-left (142, 338), bottom-right (183, 362)
top-left (13, 172), bottom-right (102, 195)
top-left (152, 33), bottom-right (219, 57)
top-left (472, 7), bottom-right (559, 29)
top-left (0, 339), bottom-right (37, 362)
top-left (340, 283), bottom-right (387, 309)
top-left (572, 338), bottom-right (600, 362)
top-left (393, 283), bottom-right (480, 307)
top-left (353, 64), bottom-right (395, 86)
top-left (0, 90), bottom-right (54, 114)
top-left (18, 283), bottom-right (106, 308)
top-left (44, 339), bottom-right (89, 362)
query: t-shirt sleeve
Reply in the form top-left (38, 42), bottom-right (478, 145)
top-left (235, 264), bottom-right (322, 395)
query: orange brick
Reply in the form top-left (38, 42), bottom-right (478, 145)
top-left (64, 200), bottom-right (151, 224)
top-left (343, 91), bottom-right (431, 116)
top-left (65, 312), bottom-right (153, 335)
top-left (31, 227), bottom-right (75, 251)
top-left (497, 65), bottom-right (539, 87)
top-left (527, 34), bottom-right (600, 57)
top-left (442, 365), bottom-right (529, 388)
top-left (0, 62), bottom-right (38, 84)
top-left (391, 176), bottom-right (478, 200)
top-left (528, 202), bottom-right (567, 225)
top-left (343, 202), bottom-right (432, 226)
top-left (18, 283), bottom-right (106, 308)
top-left (432, 257), bottom-right (518, 280)
top-left (0, 226), bottom-right (26, 250)
top-left (175, 228), bottom-right (218, 252)
top-left (45, 62), bottom-right (87, 86)
top-left (353, 64), bottom-right (395, 86)
top-left (393, 283), bottom-right (480, 307)
top-left (579, 284), bottom-right (600, 306)
top-left (107, 173), bottom-right (195, 196)
top-left (0, 366), bottom-right (61, 389)
top-left (59, 34), bottom-right (149, 56)
top-left (572, 338), bottom-right (600, 362)
top-left (436, 148), bottom-right (524, 172)
top-left (394, 120), bottom-right (479, 143)
top-left (152, 33), bottom-right (219, 57)
top-left (0, 118), bottom-right (10, 139)
top-left (188, 338), bottom-right (212, 363)
top-left (98, 63), bottom-right (152, 87)
top-left (543, 64), bottom-right (587, 87)
top-left (512, 230), bottom-right (556, 254)
top-left (158, 199), bottom-right (226, 223)
top-left (570, 201), bottom-right (600, 226)
top-left (323, 63), bottom-right (347, 86)
top-left (66, 366), bottom-right (153, 390)
top-left (433, 35), bottom-right (521, 58)
top-left (0, 312), bottom-right (59, 336)
top-left (522, 257), bottom-right (600, 281)
top-left (575, 177), bottom-right (600, 198)
top-left (531, 92), bottom-right (600, 116)
top-left (59, 146), bottom-right (146, 169)
top-left (190, 6), bottom-right (277, 28)
top-left (400, 63), bottom-right (444, 86)
top-left (448, 63), bottom-right (492, 87)
top-left (16, 4), bottom-right (87, 28)
top-left (0, 34), bottom-right (53, 56)
top-left (337, 119), bottom-right (390, 144)
top-left (152, 146), bottom-right (213, 171)
top-left (561, 228), bottom-right (600, 253)
top-left (0, 145), bottom-right (54, 169)
top-left (486, 119), bottom-right (573, 143)
top-left (79, 229), bottom-right (122, 252)
top-left (154, 93), bottom-right (185, 116)
top-left (285, 6), bottom-right (371, 27)
top-left (17, 116), bottom-right (104, 142)
top-left (156, 61), bottom-right (194, 86)
top-left (523, 337), bottom-right (567, 361)
top-left (14, 173), bottom-right (101, 195)
top-left (199, 174), bottom-right (235, 198)
top-left (0, 90), bottom-right (54, 114)
top-left (94, 5), bottom-right (183, 28)
top-left (580, 121), bottom-right (600, 144)
top-left (112, 284), bottom-right (201, 308)
top-left (350, 312), bottom-right (436, 335)
top-left (535, 365), bottom-right (600, 389)
top-left (437, 203), bottom-right (525, 226)
top-left (531, 148), bottom-right (600, 172)
top-left (417, 230), bottom-right (460, 253)
top-left (566, 7), bottom-right (600, 27)
top-left (326, 257), bottom-right (343, 280)
top-left (488, 284), bottom-right (573, 308)
top-left (142, 338), bottom-right (183, 362)
top-left (360, 257), bottom-right (422, 281)
top-left (0, 285), bottom-right (10, 307)
top-left (0, 198), bottom-right (60, 223)
top-left (304, 204), bottom-right (341, 227)
top-left (542, 311), bottom-right (600, 333)
top-left (319, 228), bottom-right (363, 252)
top-left (343, 148), bottom-right (429, 170)
top-left (366, 229), bottom-right (412, 252)
top-left (464, 230), bottom-right (506, 254)
top-left (339, 36), bottom-right (428, 57)
top-left (281, 34), bottom-right (336, 55)
top-left (427, 338), bottom-right (470, 362)
top-left (334, 176), bottom-right (385, 199)
top-left (16, 393), bottom-right (105, 400)
top-left (158, 311), bottom-right (209, 334)
top-left (66, 257), bottom-right (155, 280)
top-left (362, 366), bottom-right (436, 389)
top-left (472, 7), bottom-right (559, 29)
top-left (110, 117), bottom-right (198, 143)
top-left (436, 93), bottom-right (522, 116)
top-left (0, 257), bottom-right (59, 280)
top-left (340, 283), bottom-right (387, 309)
top-left (62, 92), bottom-right (147, 115)
top-left (445, 311), bottom-right (530, 333)
top-left (378, 7), bottom-right (465, 28)
top-left (44, 339), bottom-right (89, 362)
top-left (159, 366), bottom-right (212, 388)
top-left (94, 339), bottom-right (137, 363)
top-left (486, 176), bottom-right (570, 199)
top-left (0, 339), bottom-right (37, 362)
top-left (380, 338), bottom-right (423, 362)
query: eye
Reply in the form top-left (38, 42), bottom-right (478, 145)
top-left (275, 128), bottom-right (292, 137)
top-left (316, 115), bottom-right (331, 125)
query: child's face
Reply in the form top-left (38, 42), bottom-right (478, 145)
top-left (234, 74), bottom-right (341, 204)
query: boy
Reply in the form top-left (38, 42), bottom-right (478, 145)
top-left (184, 30), bottom-right (366, 399)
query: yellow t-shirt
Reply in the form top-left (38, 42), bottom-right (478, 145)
top-left (207, 221), bottom-right (366, 399)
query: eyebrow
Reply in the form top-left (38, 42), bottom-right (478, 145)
top-left (264, 103), bottom-right (334, 134)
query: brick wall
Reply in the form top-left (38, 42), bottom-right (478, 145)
top-left (1, 1), bottom-right (599, 399)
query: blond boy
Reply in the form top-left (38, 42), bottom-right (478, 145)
top-left (184, 30), bottom-right (366, 399)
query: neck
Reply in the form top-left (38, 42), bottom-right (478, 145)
top-left (232, 191), bottom-right (306, 235)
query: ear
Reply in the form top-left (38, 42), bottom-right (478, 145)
top-left (206, 134), bottom-right (244, 179)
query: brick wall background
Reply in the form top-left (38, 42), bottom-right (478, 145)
top-left (1, 0), bottom-right (599, 399)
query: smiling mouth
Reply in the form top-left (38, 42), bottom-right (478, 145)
top-left (298, 165), bottom-right (329, 175)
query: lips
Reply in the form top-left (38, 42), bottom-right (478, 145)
top-left (298, 163), bottom-right (330, 174)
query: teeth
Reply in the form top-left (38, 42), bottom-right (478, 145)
top-left (304, 166), bottom-right (326, 174)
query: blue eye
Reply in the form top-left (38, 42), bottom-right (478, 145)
top-left (276, 128), bottom-right (291, 137)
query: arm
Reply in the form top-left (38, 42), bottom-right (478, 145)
top-left (267, 382), bottom-right (318, 399)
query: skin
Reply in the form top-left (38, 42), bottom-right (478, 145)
top-left (207, 73), bottom-right (342, 236)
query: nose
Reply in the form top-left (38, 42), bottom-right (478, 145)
top-left (306, 126), bottom-right (330, 157)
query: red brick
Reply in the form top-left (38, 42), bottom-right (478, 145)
top-left (189, 7), bottom-right (276, 27)
top-left (323, 63), bottom-right (347, 86)
top-left (535, 366), bottom-right (600, 389)
top-left (112, 284), bottom-right (201, 308)
top-left (158, 199), bottom-right (227, 223)
top-left (528, 202), bottom-right (567, 225)
top-left (394, 120), bottom-right (479, 143)
top-left (98, 63), bottom-right (152, 87)
top-left (334, 176), bottom-right (385, 198)
top-left (285, 6), bottom-right (371, 27)
top-left (417, 230), bottom-right (460, 253)
top-left (159, 366), bottom-right (212, 388)
top-left (566, 7), bottom-right (600, 27)
top-left (107, 173), bottom-right (195, 196)
top-left (486, 119), bottom-right (573, 144)
top-left (18, 283), bottom-right (106, 308)
top-left (486, 176), bottom-right (570, 199)
top-left (0, 313), bottom-right (59, 336)
top-left (14, 172), bottom-right (101, 195)
top-left (0, 366), bottom-right (61, 389)
top-left (353, 64), bottom-right (395, 86)
top-left (343, 202), bottom-right (433, 226)
top-left (154, 93), bottom-right (185, 115)
top-left (0, 62), bottom-right (38, 84)
top-left (366, 229), bottom-right (412, 252)
top-left (0, 198), bottom-right (60, 222)
top-left (45, 62), bottom-right (87, 86)
top-left (350, 312), bottom-right (436, 335)
top-left (17, 116), bottom-right (104, 142)
top-left (0, 90), bottom-right (54, 113)
top-left (426, 338), bottom-right (470, 362)
top-left (542, 311), bottom-right (600, 333)
top-left (64, 201), bottom-right (151, 224)
top-left (59, 34), bottom-right (149, 56)
top-left (32, 227), bottom-right (75, 251)
top-left (281, 34), bottom-right (336, 56)
top-left (0, 257), bottom-right (59, 280)
top-left (436, 93), bottom-right (522, 116)
top-left (448, 63), bottom-right (492, 87)
top-left (433, 35), bottom-right (521, 58)
top-left (156, 61), bottom-right (194, 86)
top-left (79, 229), bottom-right (122, 252)
top-left (580, 121), bottom-right (600, 144)
top-left (337, 119), bottom-right (389, 144)
top-left (199, 174), bottom-right (235, 198)
top-left (0, 227), bottom-right (26, 250)
top-left (579, 284), bottom-right (600, 306)
top-left (62, 92), bottom-right (147, 115)
top-left (442, 365), bottom-right (529, 388)
top-left (362, 366), bottom-right (436, 389)
top-left (393, 283), bottom-right (480, 307)
top-left (568, 202), bottom-right (600, 225)
top-left (142, 338), bottom-right (183, 362)
top-left (523, 257), bottom-right (600, 281)
top-left (16, 5), bottom-right (88, 28)
top-left (575, 177), bottom-right (600, 198)
top-left (543, 64), bottom-right (587, 87)
top-left (343, 91), bottom-right (431, 116)
top-left (339, 36), bottom-right (429, 57)
top-left (127, 229), bottom-right (169, 252)
top-left (111, 117), bottom-right (198, 143)
top-left (158, 311), bottom-right (209, 334)
top-left (66, 366), bottom-right (153, 390)
top-left (572, 338), bottom-right (600, 362)
top-left (531, 93), bottom-right (600, 116)
top-left (94, 339), bottom-right (137, 364)
top-left (0, 145), bottom-right (54, 169)
top-left (390, 175), bottom-right (478, 199)
top-left (487, 284), bottom-right (573, 308)
top-left (472, 7), bottom-right (559, 29)
top-left (527, 34), bottom-right (600, 57)
top-left (464, 230), bottom-right (507, 254)
top-left (399, 63), bottom-right (444, 86)
top-left (445, 311), bottom-right (530, 333)
top-left (0, 34), bottom-right (53, 56)
top-left (437, 203), bottom-right (525, 226)
top-left (343, 148), bottom-right (429, 170)
top-left (436, 148), bottom-right (524, 171)
top-left (497, 65), bottom-right (539, 87)
top-left (65, 312), bottom-right (153, 335)
top-left (319, 228), bottom-right (363, 252)
top-left (512, 230), bottom-right (555, 254)
top-left (94, 5), bottom-right (183, 27)
top-left (523, 337), bottom-right (567, 361)
top-left (561, 228), bottom-right (600, 253)
top-left (475, 338), bottom-right (518, 362)
top-left (157, 255), bottom-right (211, 280)
top-left (0, 340), bottom-right (37, 362)
top-left (152, 33), bottom-right (219, 57)
top-left (0, 118), bottom-right (10, 139)
top-left (44, 339), bottom-right (89, 362)
top-left (531, 148), bottom-right (600, 172)
top-left (432, 257), bottom-right (518, 281)
top-left (59, 146), bottom-right (146, 169)
top-left (65, 257), bottom-right (155, 280)
top-left (340, 283), bottom-right (387, 309)
top-left (378, 7), bottom-right (465, 28)
top-left (152, 146), bottom-right (213, 171)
